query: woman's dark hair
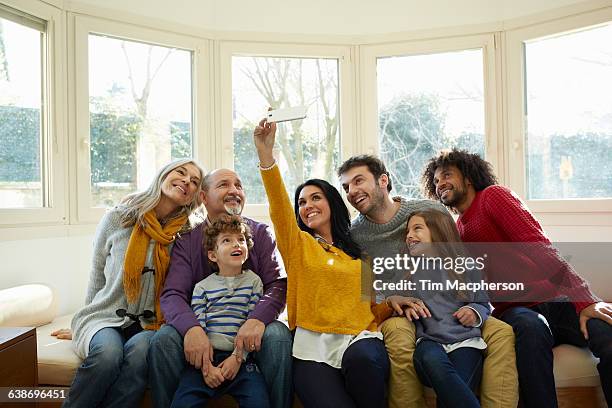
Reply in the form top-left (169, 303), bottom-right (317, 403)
top-left (294, 179), bottom-right (362, 259)
top-left (421, 148), bottom-right (498, 200)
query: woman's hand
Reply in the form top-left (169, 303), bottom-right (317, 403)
top-left (253, 116), bottom-right (277, 168)
top-left (50, 328), bottom-right (72, 340)
top-left (386, 295), bottom-right (431, 321)
top-left (453, 306), bottom-right (478, 327)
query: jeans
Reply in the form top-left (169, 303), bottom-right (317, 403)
top-left (501, 302), bottom-right (612, 408)
top-left (293, 338), bottom-right (390, 408)
top-left (149, 321), bottom-right (293, 408)
top-left (413, 340), bottom-right (483, 408)
top-left (63, 326), bottom-right (154, 408)
top-left (171, 350), bottom-right (270, 408)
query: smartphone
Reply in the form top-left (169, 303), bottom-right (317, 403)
top-left (266, 106), bottom-right (308, 123)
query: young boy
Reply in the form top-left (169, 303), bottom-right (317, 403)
top-left (171, 215), bottom-right (270, 408)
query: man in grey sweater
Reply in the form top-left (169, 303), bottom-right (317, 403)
top-left (338, 155), bottom-right (518, 408)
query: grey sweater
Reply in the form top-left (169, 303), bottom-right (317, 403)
top-left (351, 197), bottom-right (490, 343)
top-left (412, 268), bottom-right (490, 344)
top-left (351, 197), bottom-right (448, 260)
top-left (351, 197), bottom-right (447, 298)
top-left (71, 208), bottom-right (157, 358)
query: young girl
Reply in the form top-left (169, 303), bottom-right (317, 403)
top-left (402, 209), bottom-right (490, 408)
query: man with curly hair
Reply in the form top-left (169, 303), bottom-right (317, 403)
top-left (422, 148), bottom-right (612, 407)
top-left (338, 155), bottom-right (518, 408)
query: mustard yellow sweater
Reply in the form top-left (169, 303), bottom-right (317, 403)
top-left (261, 165), bottom-right (391, 335)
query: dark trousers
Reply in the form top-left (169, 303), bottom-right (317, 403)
top-left (413, 340), bottom-right (483, 408)
top-left (171, 350), bottom-right (270, 408)
top-left (501, 302), bottom-right (612, 408)
top-left (293, 338), bottom-right (389, 408)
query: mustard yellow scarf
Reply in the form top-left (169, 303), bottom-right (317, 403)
top-left (123, 210), bottom-right (187, 330)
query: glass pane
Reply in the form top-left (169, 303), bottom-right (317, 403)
top-left (88, 34), bottom-right (193, 207)
top-left (0, 17), bottom-right (43, 208)
top-left (525, 24), bottom-right (612, 199)
top-left (232, 56), bottom-right (340, 204)
top-left (377, 49), bottom-right (486, 198)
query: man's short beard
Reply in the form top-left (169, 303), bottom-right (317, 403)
top-left (224, 204), bottom-right (242, 215)
top-left (441, 188), bottom-right (465, 208)
top-left (362, 186), bottom-right (385, 217)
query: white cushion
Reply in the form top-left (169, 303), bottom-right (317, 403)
top-left (553, 344), bottom-right (600, 388)
top-left (36, 314), bottom-right (80, 386)
top-left (0, 284), bottom-right (58, 327)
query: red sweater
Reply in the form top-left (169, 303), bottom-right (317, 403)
top-left (457, 185), bottom-right (599, 316)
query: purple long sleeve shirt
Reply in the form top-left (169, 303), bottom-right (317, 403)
top-left (160, 217), bottom-right (287, 337)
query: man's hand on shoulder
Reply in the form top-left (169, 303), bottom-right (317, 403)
top-left (579, 301), bottom-right (612, 340)
top-left (184, 326), bottom-right (213, 374)
top-left (234, 318), bottom-right (265, 353)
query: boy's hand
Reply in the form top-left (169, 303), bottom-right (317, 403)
top-left (203, 363), bottom-right (225, 388)
top-left (453, 306), bottom-right (478, 327)
top-left (219, 353), bottom-right (242, 381)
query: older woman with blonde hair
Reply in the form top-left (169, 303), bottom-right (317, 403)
top-left (57, 158), bottom-right (204, 408)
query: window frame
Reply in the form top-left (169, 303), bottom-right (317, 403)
top-left (505, 8), bottom-right (612, 214)
top-left (217, 41), bottom-right (356, 218)
top-left (71, 14), bottom-right (211, 223)
top-left (359, 34), bottom-right (502, 191)
top-left (0, 0), bottom-right (66, 226)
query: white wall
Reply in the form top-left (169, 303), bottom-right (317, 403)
top-left (67, 0), bottom-right (592, 35)
top-left (0, 233), bottom-right (93, 314)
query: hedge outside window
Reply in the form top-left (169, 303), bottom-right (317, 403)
top-left (524, 23), bottom-right (612, 200)
top-left (88, 34), bottom-right (193, 208)
top-left (231, 56), bottom-right (341, 204)
top-left (377, 49), bottom-right (486, 199)
top-left (0, 12), bottom-right (45, 208)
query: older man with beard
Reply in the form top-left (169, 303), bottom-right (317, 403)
top-left (149, 168), bottom-right (292, 408)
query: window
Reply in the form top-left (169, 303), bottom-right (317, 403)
top-left (524, 23), bottom-right (612, 200)
top-left (376, 49), bottom-right (486, 198)
top-left (87, 34), bottom-right (193, 208)
top-left (231, 55), bottom-right (341, 203)
top-left (0, 7), bottom-right (46, 208)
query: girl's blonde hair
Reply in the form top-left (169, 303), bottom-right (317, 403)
top-left (119, 158), bottom-right (205, 228)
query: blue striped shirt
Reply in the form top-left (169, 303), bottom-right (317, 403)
top-left (191, 269), bottom-right (263, 352)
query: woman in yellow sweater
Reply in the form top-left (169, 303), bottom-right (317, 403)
top-left (254, 118), bottom-right (393, 408)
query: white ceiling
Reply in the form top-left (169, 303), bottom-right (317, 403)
top-left (67, 0), bottom-right (596, 35)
